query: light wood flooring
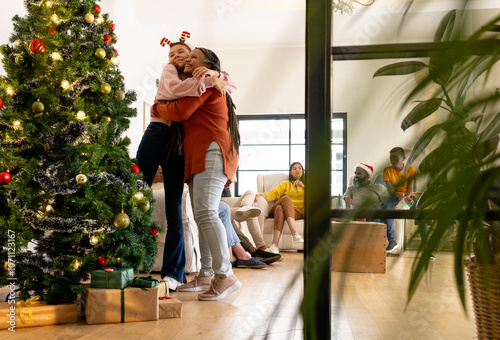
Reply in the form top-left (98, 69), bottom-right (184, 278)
top-left (1, 251), bottom-right (478, 340)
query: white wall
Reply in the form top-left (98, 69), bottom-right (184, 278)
top-left (1, 1), bottom-right (499, 186)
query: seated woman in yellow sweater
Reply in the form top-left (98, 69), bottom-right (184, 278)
top-left (258, 162), bottom-right (305, 254)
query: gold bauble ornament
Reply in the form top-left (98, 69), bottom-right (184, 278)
top-left (138, 201), bottom-right (150, 213)
top-left (113, 212), bottom-right (130, 229)
top-left (100, 82), bottom-right (111, 94)
top-left (32, 100), bottom-right (44, 113)
top-left (85, 12), bottom-right (94, 23)
top-left (114, 90), bottom-right (125, 101)
top-left (75, 173), bottom-right (87, 184)
top-left (89, 235), bottom-right (99, 245)
top-left (4, 261), bottom-right (10, 271)
top-left (95, 48), bottom-right (106, 59)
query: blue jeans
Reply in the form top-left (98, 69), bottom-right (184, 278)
top-left (189, 142), bottom-right (233, 278)
top-left (136, 122), bottom-right (186, 283)
top-left (384, 195), bottom-right (428, 243)
top-left (219, 201), bottom-right (239, 248)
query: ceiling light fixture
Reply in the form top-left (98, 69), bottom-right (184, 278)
top-left (333, 0), bottom-right (375, 15)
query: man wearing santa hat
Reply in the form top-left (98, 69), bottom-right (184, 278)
top-left (344, 163), bottom-right (388, 210)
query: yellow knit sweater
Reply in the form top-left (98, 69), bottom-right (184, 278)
top-left (265, 181), bottom-right (304, 214)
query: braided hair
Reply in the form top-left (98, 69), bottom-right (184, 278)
top-left (195, 47), bottom-right (240, 155)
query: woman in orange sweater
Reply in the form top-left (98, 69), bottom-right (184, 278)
top-left (151, 47), bottom-right (241, 301)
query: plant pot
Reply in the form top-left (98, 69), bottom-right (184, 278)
top-left (466, 260), bottom-right (500, 339)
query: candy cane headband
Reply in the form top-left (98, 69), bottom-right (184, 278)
top-left (160, 30), bottom-right (191, 47)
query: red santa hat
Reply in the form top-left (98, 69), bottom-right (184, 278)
top-left (355, 163), bottom-right (373, 177)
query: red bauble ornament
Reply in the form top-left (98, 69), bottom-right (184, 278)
top-left (0, 98), bottom-right (3, 109)
top-left (149, 227), bottom-right (158, 235)
top-left (130, 164), bottom-right (140, 174)
top-left (103, 34), bottom-right (112, 44)
top-left (29, 39), bottom-right (46, 54)
top-left (112, 48), bottom-right (118, 56)
top-left (97, 256), bottom-right (108, 267)
top-left (0, 172), bottom-right (12, 184)
top-left (109, 22), bottom-right (115, 32)
top-left (93, 4), bottom-right (101, 14)
top-left (120, 75), bottom-right (125, 81)
top-left (48, 27), bottom-right (56, 35)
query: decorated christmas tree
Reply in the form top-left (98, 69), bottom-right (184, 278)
top-left (0, 0), bottom-right (160, 304)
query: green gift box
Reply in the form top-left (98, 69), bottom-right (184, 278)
top-left (90, 268), bottom-right (134, 289)
top-left (130, 276), bottom-right (160, 288)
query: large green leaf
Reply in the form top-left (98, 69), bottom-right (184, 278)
top-left (401, 98), bottom-right (443, 131)
top-left (434, 10), bottom-right (456, 43)
top-left (456, 55), bottom-right (500, 107)
top-left (373, 61), bottom-right (427, 78)
top-left (407, 123), bottom-right (446, 166)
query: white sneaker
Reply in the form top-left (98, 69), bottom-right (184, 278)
top-left (162, 276), bottom-right (182, 291)
top-left (292, 233), bottom-right (304, 243)
top-left (235, 206), bottom-right (261, 219)
top-left (266, 244), bottom-right (279, 254)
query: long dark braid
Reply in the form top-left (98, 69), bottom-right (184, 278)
top-left (196, 47), bottom-right (240, 155)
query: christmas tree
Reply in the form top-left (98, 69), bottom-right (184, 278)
top-left (0, 0), bottom-right (161, 304)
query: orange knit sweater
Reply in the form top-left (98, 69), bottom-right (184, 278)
top-left (151, 88), bottom-right (238, 187)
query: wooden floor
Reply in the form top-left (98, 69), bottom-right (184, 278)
top-left (1, 251), bottom-right (477, 340)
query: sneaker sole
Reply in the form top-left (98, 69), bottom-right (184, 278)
top-left (236, 264), bottom-right (267, 269)
top-left (177, 285), bottom-right (210, 292)
top-left (235, 207), bottom-right (261, 219)
top-left (197, 280), bottom-right (242, 301)
top-left (386, 244), bottom-right (399, 254)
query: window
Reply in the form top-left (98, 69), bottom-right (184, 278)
top-left (234, 113), bottom-right (346, 197)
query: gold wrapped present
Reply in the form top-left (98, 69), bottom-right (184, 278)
top-left (0, 296), bottom-right (77, 330)
top-left (159, 298), bottom-right (182, 319)
top-left (85, 286), bottom-right (161, 324)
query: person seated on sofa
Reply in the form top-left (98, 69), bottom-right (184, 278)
top-left (230, 190), bottom-right (268, 250)
top-left (222, 189), bottom-right (282, 264)
top-left (344, 163), bottom-right (388, 212)
top-left (257, 162), bottom-right (305, 254)
top-left (383, 147), bottom-right (432, 257)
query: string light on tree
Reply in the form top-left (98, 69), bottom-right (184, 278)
top-left (46, 1), bottom-right (53, 8)
top-left (45, 205), bottom-right (54, 213)
top-left (12, 120), bottom-right (21, 129)
top-left (61, 80), bottom-right (71, 90)
top-left (110, 56), bottom-right (119, 65)
top-left (51, 52), bottom-right (62, 61)
top-left (96, 17), bottom-right (104, 24)
top-left (76, 110), bottom-right (86, 120)
top-left (51, 14), bottom-right (59, 23)
top-left (6, 87), bottom-right (14, 96)
top-left (89, 235), bottom-right (99, 246)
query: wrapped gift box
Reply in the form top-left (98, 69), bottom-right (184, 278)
top-left (159, 298), bottom-right (182, 319)
top-left (85, 286), bottom-right (161, 324)
top-left (0, 299), bottom-right (77, 330)
top-left (90, 268), bottom-right (134, 289)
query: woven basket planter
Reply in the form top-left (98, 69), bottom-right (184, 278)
top-left (467, 260), bottom-right (500, 340)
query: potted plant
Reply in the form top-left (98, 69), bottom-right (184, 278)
top-left (372, 8), bottom-right (500, 339)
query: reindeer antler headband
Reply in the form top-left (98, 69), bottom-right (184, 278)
top-left (160, 30), bottom-right (191, 47)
